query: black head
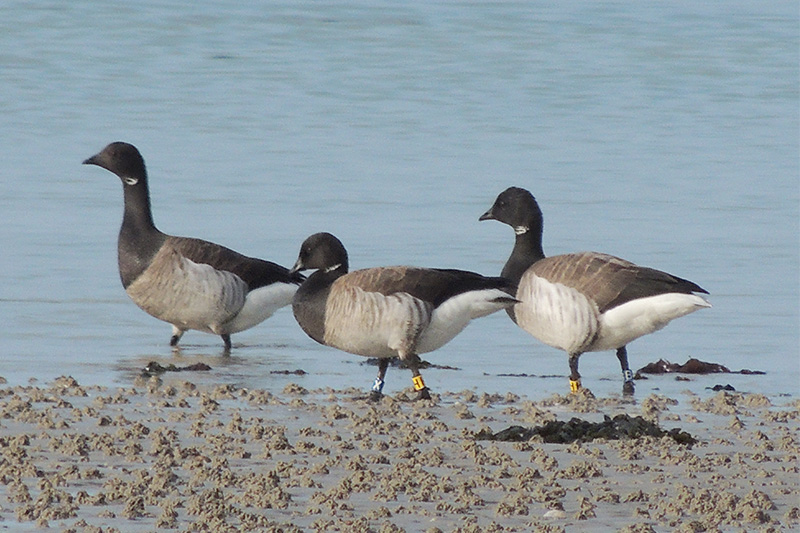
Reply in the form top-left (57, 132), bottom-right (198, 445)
top-left (290, 232), bottom-right (350, 274)
top-left (479, 187), bottom-right (543, 234)
top-left (83, 142), bottom-right (147, 186)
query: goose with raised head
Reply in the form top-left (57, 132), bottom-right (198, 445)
top-left (289, 232), bottom-right (517, 400)
top-left (83, 141), bottom-right (304, 350)
top-left (480, 187), bottom-right (710, 394)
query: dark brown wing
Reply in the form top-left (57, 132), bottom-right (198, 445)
top-left (168, 236), bottom-right (305, 290)
top-left (342, 266), bottom-right (515, 308)
top-left (531, 252), bottom-right (708, 313)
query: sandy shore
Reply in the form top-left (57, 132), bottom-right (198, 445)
top-left (0, 374), bottom-right (797, 532)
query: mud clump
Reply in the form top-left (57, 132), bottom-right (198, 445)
top-left (475, 414), bottom-right (696, 446)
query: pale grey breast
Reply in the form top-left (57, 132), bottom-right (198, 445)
top-left (322, 278), bottom-right (433, 358)
top-left (515, 269), bottom-right (599, 354)
top-left (125, 244), bottom-right (247, 334)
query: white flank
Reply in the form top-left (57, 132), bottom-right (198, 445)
top-left (224, 282), bottom-right (299, 334)
top-left (592, 293), bottom-right (711, 352)
top-left (417, 288), bottom-right (515, 354)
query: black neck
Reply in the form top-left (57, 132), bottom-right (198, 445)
top-left (121, 181), bottom-right (158, 236)
top-left (118, 180), bottom-right (165, 287)
top-left (501, 228), bottom-right (545, 285)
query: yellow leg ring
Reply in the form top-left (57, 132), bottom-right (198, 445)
top-left (569, 379), bottom-right (582, 393)
top-left (412, 375), bottom-right (426, 391)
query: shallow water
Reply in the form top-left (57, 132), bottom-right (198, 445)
top-left (1, 1), bottom-right (797, 401)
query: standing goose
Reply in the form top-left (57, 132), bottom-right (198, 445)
top-left (479, 187), bottom-right (710, 394)
top-left (83, 141), bottom-right (304, 350)
top-left (289, 232), bottom-right (517, 400)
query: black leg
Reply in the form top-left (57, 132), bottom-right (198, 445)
top-left (369, 359), bottom-right (390, 402)
top-left (568, 353), bottom-right (582, 393)
top-left (617, 346), bottom-right (635, 395)
top-left (406, 354), bottom-right (431, 401)
top-left (221, 334), bottom-right (232, 350)
top-left (170, 326), bottom-right (184, 348)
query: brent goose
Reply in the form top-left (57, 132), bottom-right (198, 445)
top-left (83, 141), bottom-right (304, 349)
top-left (289, 232), bottom-right (517, 400)
top-left (480, 187), bottom-right (710, 394)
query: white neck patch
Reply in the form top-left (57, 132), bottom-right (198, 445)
top-left (123, 177), bottom-right (139, 186)
top-left (324, 263), bottom-right (342, 273)
top-left (513, 226), bottom-right (529, 235)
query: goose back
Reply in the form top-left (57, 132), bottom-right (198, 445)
top-left (168, 236), bottom-right (304, 290)
top-left (529, 252), bottom-right (708, 314)
top-left (342, 266), bottom-right (513, 307)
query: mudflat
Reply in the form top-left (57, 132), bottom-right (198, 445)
top-left (0, 375), bottom-right (797, 532)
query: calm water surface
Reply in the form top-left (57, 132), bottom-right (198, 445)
top-left (1, 1), bottom-right (798, 401)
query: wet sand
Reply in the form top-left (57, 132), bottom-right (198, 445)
top-left (0, 375), bottom-right (797, 532)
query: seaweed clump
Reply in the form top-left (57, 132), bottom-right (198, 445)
top-left (636, 358), bottom-right (764, 376)
top-left (475, 414), bottom-right (696, 446)
top-left (142, 362), bottom-right (212, 376)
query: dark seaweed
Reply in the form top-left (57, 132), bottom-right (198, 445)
top-left (636, 358), bottom-right (764, 376)
top-left (475, 414), bottom-right (696, 446)
top-left (142, 361), bottom-right (212, 375)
